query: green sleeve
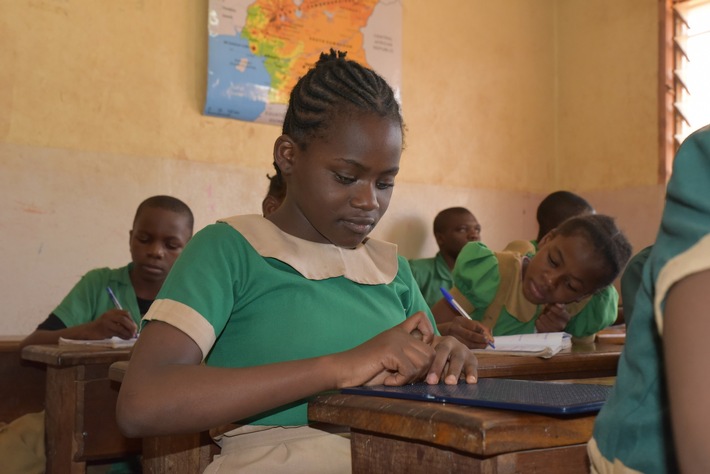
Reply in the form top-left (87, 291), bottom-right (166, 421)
top-left (451, 242), bottom-right (500, 310)
top-left (620, 245), bottom-right (653, 325)
top-left (52, 268), bottom-right (112, 327)
top-left (564, 285), bottom-right (619, 338)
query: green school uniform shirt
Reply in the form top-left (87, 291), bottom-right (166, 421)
top-left (590, 125), bottom-right (710, 473)
top-left (145, 215), bottom-right (436, 427)
top-left (452, 242), bottom-right (616, 338)
top-left (52, 264), bottom-right (142, 327)
top-left (409, 252), bottom-right (452, 308)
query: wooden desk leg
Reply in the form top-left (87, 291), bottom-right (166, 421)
top-left (44, 365), bottom-right (85, 474)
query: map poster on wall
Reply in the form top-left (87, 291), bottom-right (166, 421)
top-left (204, 0), bottom-right (402, 126)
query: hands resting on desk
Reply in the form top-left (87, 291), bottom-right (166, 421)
top-left (117, 312), bottom-right (477, 438)
top-left (337, 311), bottom-right (478, 387)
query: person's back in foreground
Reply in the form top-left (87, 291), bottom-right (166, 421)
top-left (116, 50), bottom-right (478, 473)
top-left (589, 124), bottom-right (710, 474)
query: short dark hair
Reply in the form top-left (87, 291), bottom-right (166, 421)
top-left (555, 214), bottom-right (632, 288)
top-left (433, 207), bottom-right (474, 234)
top-left (133, 196), bottom-right (194, 234)
top-left (536, 190), bottom-right (594, 241)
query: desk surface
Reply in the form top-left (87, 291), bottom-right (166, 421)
top-left (476, 342), bottom-right (622, 380)
top-left (309, 377), bottom-right (614, 473)
top-left (21, 344), bottom-right (133, 367)
top-left (309, 390), bottom-right (597, 457)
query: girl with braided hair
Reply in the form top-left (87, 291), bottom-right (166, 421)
top-left (117, 50), bottom-right (478, 473)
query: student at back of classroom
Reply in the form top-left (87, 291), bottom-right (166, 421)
top-left (409, 207), bottom-right (481, 308)
top-left (432, 214), bottom-right (632, 348)
top-left (503, 190), bottom-right (621, 341)
top-left (115, 50), bottom-right (478, 474)
top-left (20, 195), bottom-right (194, 348)
top-left (2, 195), bottom-right (193, 474)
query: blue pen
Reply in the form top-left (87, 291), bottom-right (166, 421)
top-left (106, 286), bottom-right (123, 310)
top-left (107, 286), bottom-right (138, 337)
top-left (439, 287), bottom-right (495, 349)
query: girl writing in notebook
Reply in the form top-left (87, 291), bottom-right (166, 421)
top-left (433, 214), bottom-right (632, 347)
top-left (116, 50), bottom-right (478, 473)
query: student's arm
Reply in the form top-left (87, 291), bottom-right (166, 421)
top-left (20, 310), bottom-right (137, 349)
top-left (663, 269), bottom-right (710, 474)
top-left (535, 303), bottom-right (571, 333)
top-left (117, 312), bottom-right (476, 438)
top-left (431, 296), bottom-right (459, 323)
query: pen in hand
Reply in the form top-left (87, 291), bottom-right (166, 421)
top-left (106, 286), bottom-right (123, 310)
top-left (439, 287), bottom-right (495, 349)
top-left (106, 286), bottom-right (138, 338)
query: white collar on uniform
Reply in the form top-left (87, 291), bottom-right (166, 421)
top-left (218, 214), bottom-right (399, 285)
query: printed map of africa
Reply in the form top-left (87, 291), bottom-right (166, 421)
top-left (205, 0), bottom-right (402, 125)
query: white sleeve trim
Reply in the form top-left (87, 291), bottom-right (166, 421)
top-left (655, 234), bottom-right (710, 335)
top-left (143, 299), bottom-right (216, 361)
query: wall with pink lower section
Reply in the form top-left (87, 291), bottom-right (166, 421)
top-left (0, 0), bottom-right (664, 334)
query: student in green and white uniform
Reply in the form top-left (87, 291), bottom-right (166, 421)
top-left (116, 51), bottom-right (478, 474)
top-left (433, 214), bottom-right (631, 348)
top-left (589, 125), bottom-right (710, 474)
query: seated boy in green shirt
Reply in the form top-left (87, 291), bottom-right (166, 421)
top-left (6, 195), bottom-right (193, 473)
top-left (409, 207), bottom-right (481, 307)
top-left (21, 195), bottom-right (193, 348)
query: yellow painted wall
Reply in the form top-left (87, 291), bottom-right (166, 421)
top-left (556, 0), bottom-right (659, 190)
top-left (402, 1), bottom-right (556, 190)
top-left (0, 0), bottom-right (663, 335)
top-left (1, 0), bottom-right (276, 167)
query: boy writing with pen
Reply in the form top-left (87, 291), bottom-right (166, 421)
top-left (3, 196), bottom-right (193, 474)
top-left (20, 195), bottom-right (193, 348)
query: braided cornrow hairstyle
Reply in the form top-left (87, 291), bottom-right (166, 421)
top-left (282, 48), bottom-right (403, 147)
top-left (555, 214), bottom-right (633, 288)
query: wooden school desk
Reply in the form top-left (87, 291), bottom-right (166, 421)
top-left (308, 377), bottom-right (616, 474)
top-left (0, 336), bottom-right (45, 422)
top-left (477, 342), bottom-right (623, 380)
top-left (107, 343), bottom-right (621, 473)
top-left (21, 344), bottom-right (140, 474)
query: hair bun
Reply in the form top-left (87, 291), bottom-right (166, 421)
top-left (317, 48), bottom-right (347, 65)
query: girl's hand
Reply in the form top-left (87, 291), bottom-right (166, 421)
top-left (89, 309), bottom-right (138, 339)
top-left (335, 312), bottom-right (436, 388)
top-left (439, 317), bottom-right (494, 349)
top-left (425, 335), bottom-right (478, 385)
top-left (535, 303), bottom-right (572, 333)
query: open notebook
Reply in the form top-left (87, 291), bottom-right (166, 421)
top-left (58, 336), bottom-right (137, 349)
top-left (474, 332), bottom-right (572, 358)
top-left (341, 378), bottom-right (611, 415)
